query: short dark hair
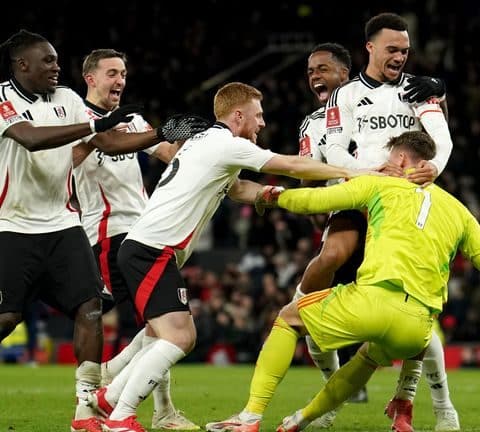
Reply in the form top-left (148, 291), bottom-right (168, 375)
top-left (310, 42), bottom-right (352, 71)
top-left (0, 29), bottom-right (48, 81)
top-left (365, 13), bottom-right (408, 41)
top-left (82, 49), bottom-right (127, 75)
top-left (385, 131), bottom-right (436, 161)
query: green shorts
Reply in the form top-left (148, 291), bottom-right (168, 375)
top-left (297, 282), bottom-right (434, 366)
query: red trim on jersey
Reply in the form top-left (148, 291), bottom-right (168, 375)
top-left (418, 108), bottom-right (442, 117)
top-left (135, 246), bottom-right (174, 320)
top-left (99, 237), bottom-right (112, 293)
top-left (66, 168), bottom-right (79, 212)
top-left (97, 184), bottom-right (111, 243)
top-left (97, 185), bottom-right (112, 290)
top-left (0, 170), bottom-right (9, 208)
top-left (173, 230), bottom-right (194, 250)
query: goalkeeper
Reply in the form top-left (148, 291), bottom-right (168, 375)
top-left (205, 130), bottom-right (480, 432)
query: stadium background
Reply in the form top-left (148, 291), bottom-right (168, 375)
top-left (1, 1), bottom-right (479, 367)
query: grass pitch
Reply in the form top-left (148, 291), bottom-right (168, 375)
top-left (0, 363), bottom-right (478, 431)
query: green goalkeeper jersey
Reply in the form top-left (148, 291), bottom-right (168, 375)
top-left (278, 175), bottom-right (480, 312)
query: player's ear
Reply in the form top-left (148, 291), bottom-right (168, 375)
top-left (340, 67), bottom-right (349, 82)
top-left (84, 73), bottom-right (95, 86)
top-left (14, 57), bottom-right (27, 72)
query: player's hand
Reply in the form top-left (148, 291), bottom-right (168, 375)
top-left (254, 185), bottom-right (285, 216)
top-left (156, 114), bottom-right (211, 143)
top-left (93, 104), bottom-right (143, 132)
top-left (377, 161), bottom-right (404, 178)
top-left (403, 76), bottom-right (446, 103)
top-left (406, 160), bottom-right (438, 186)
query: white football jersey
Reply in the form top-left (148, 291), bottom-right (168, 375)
top-left (0, 79), bottom-right (93, 233)
top-left (298, 106), bottom-right (327, 162)
top-left (74, 101), bottom-right (158, 245)
top-left (325, 71), bottom-right (452, 173)
top-left (126, 123), bottom-right (274, 268)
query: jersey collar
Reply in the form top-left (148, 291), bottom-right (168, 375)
top-left (83, 99), bottom-right (110, 117)
top-left (10, 77), bottom-right (52, 103)
top-left (359, 70), bottom-right (407, 89)
top-left (212, 121), bottom-right (231, 131)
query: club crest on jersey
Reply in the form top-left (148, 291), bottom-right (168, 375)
top-left (326, 107), bottom-right (340, 127)
top-left (53, 106), bottom-right (66, 118)
top-left (177, 288), bottom-right (188, 305)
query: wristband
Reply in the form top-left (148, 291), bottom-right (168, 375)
top-left (89, 119), bottom-right (96, 133)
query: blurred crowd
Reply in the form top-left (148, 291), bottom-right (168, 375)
top-left (1, 1), bottom-right (479, 364)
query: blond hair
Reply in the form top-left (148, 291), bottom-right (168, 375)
top-left (213, 82), bottom-right (262, 119)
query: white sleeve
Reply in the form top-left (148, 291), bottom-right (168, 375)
top-left (413, 100), bottom-right (453, 175)
top-left (0, 100), bottom-right (29, 136)
top-left (225, 137), bottom-right (275, 171)
top-left (131, 114), bottom-right (160, 154)
top-left (325, 88), bottom-right (363, 169)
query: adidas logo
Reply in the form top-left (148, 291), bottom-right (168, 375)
top-left (357, 97), bottom-right (373, 106)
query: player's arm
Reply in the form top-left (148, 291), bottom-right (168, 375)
top-left (152, 141), bottom-right (183, 163)
top-left (5, 120), bottom-right (96, 151)
top-left (410, 100), bottom-right (453, 183)
top-left (257, 177), bottom-right (372, 215)
top-left (3, 104), bottom-right (140, 152)
top-left (227, 179), bottom-right (266, 203)
top-left (324, 87), bottom-right (363, 169)
top-left (92, 113), bottom-right (209, 156)
top-left (90, 129), bottom-right (159, 155)
top-left (72, 141), bottom-right (95, 168)
top-left (439, 99), bottom-right (448, 122)
top-left (260, 153), bottom-right (369, 181)
top-left (459, 212), bottom-right (480, 271)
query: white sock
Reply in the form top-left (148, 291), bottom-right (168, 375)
top-left (423, 331), bottom-right (453, 409)
top-left (393, 359), bottom-right (423, 401)
top-left (306, 338), bottom-right (340, 381)
top-left (239, 411), bottom-right (262, 421)
top-left (106, 342), bottom-right (156, 406)
top-left (110, 339), bottom-right (185, 420)
top-left (292, 284), bottom-right (305, 301)
top-left (75, 361), bottom-right (101, 419)
top-left (153, 370), bottom-right (175, 417)
top-left (142, 334), bottom-right (175, 416)
top-left (294, 285), bottom-right (340, 381)
top-left (102, 328), bottom-right (145, 380)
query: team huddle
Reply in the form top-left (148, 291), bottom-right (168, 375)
top-left (0, 11), bottom-right (478, 432)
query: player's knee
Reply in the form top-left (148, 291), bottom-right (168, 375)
top-left (278, 302), bottom-right (304, 330)
top-left (172, 330), bottom-right (196, 354)
top-left (318, 244), bottom-right (350, 271)
top-left (76, 297), bottom-right (103, 324)
top-left (0, 312), bottom-right (22, 340)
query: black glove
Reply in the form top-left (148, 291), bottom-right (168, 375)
top-left (403, 76), bottom-right (446, 103)
top-left (93, 104), bottom-right (143, 132)
top-left (156, 114), bottom-right (211, 143)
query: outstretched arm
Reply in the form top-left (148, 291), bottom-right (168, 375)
top-left (260, 154), bottom-right (373, 181)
